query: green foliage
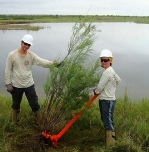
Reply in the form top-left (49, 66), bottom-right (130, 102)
top-left (42, 21), bottom-right (100, 133)
top-left (110, 136), bottom-right (142, 152)
top-left (0, 24), bottom-right (43, 31)
top-left (0, 15), bottom-right (149, 24)
top-left (114, 96), bottom-right (149, 152)
top-left (1, 94), bottom-right (149, 151)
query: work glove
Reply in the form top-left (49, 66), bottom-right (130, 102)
top-left (53, 61), bottom-right (63, 68)
top-left (6, 84), bottom-right (13, 93)
top-left (93, 89), bottom-right (99, 95)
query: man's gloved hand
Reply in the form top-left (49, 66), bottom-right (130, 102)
top-left (53, 61), bottom-right (63, 68)
top-left (6, 84), bottom-right (13, 93)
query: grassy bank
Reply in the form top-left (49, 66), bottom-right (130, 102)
top-left (0, 15), bottom-right (149, 30)
top-left (0, 94), bottom-right (149, 152)
top-left (0, 15), bottom-right (149, 24)
top-left (0, 24), bottom-right (44, 31)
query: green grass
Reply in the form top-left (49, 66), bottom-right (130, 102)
top-left (0, 24), bottom-right (44, 31)
top-left (0, 15), bottom-right (149, 24)
top-left (0, 15), bottom-right (149, 30)
top-left (0, 94), bottom-right (149, 151)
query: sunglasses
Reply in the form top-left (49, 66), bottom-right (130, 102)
top-left (23, 41), bottom-right (31, 47)
top-left (100, 59), bottom-right (110, 62)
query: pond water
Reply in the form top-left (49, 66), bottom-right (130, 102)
top-left (1, 22), bottom-right (149, 100)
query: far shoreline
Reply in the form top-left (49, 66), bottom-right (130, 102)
top-left (0, 15), bottom-right (149, 30)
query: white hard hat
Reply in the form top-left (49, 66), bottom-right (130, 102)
top-left (100, 49), bottom-right (113, 58)
top-left (21, 34), bottom-right (33, 46)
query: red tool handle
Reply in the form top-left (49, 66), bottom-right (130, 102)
top-left (42, 94), bottom-right (98, 147)
top-left (56, 94), bottom-right (98, 139)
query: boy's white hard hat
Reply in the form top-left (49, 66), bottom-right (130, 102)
top-left (21, 34), bottom-right (33, 46)
top-left (100, 49), bottom-right (113, 58)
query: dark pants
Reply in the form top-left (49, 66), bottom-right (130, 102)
top-left (11, 84), bottom-right (40, 112)
top-left (99, 99), bottom-right (116, 130)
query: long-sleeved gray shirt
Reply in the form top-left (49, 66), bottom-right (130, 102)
top-left (5, 49), bottom-right (53, 88)
top-left (95, 66), bottom-right (121, 100)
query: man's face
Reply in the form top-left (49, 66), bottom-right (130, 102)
top-left (21, 41), bottom-right (31, 51)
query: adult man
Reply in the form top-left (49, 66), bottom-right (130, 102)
top-left (94, 49), bottom-right (121, 148)
top-left (5, 34), bottom-right (54, 126)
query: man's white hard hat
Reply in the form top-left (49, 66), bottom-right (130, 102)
top-left (100, 49), bottom-right (113, 58)
top-left (21, 34), bottom-right (33, 46)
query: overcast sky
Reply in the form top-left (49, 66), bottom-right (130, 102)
top-left (0, 0), bottom-right (148, 16)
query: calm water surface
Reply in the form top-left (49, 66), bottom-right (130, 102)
top-left (1, 22), bottom-right (149, 100)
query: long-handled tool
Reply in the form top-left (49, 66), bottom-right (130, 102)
top-left (42, 94), bottom-right (98, 147)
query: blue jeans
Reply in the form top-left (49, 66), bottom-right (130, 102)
top-left (99, 99), bottom-right (116, 130)
top-left (11, 84), bottom-right (40, 112)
